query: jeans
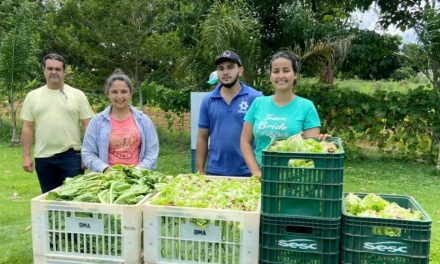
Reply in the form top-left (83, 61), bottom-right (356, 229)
top-left (35, 148), bottom-right (84, 193)
top-left (206, 171), bottom-right (252, 177)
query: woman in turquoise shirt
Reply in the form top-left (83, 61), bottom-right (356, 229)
top-left (240, 51), bottom-right (322, 176)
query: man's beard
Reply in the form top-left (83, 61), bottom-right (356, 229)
top-left (221, 75), bottom-right (239, 88)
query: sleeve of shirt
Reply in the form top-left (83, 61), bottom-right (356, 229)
top-left (303, 102), bottom-right (321, 130)
top-left (81, 116), bottom-right (109, 172)
top-left (79, 92), bottom-right (94, 119)
top-left (255, 90), bottom-right (263, 97)
top-left (137, 114), bottom-right (159, 170)
top-left (244, 97), bottom-right (259, 125)
top-left (198, 96), bottom-right (210, 129)
top-left (249, 90), bottom-right (263, 105)
top-left (21, 94), bottom-right (34, 121)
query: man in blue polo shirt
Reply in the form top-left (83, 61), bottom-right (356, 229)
top-left (196, 50), bottom-right (262, 176)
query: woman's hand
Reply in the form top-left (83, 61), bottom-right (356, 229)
top-left (317, 133), bottom-right (331, 141)
top-left (303, 128), bottom-right (331, 141)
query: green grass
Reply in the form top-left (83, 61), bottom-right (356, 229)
top-left (300, 77), bottom-right (431, 94)
top-left (0, 143), bottom-right (40, 264)
top-left (0, 131), bottom-right (439, 263)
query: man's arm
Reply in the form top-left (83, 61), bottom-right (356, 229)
top-left (196, 128), bottom-right (209, 175)
top-left (21, 120), bottom-right (34, 173)
top-left (81, 118), bottom-right (91, 133)
top-left (80, 118), bottom-right (91, 170)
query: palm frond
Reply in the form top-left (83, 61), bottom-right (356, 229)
top-left (175, 0), bottom-right (262, 86)
top-left (295, 35), bottom-right (354, 71)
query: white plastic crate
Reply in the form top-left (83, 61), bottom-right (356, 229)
top-left (143, 177), bottom-right (261, 264)
top-left (31, 191), bottom-right (150, 264)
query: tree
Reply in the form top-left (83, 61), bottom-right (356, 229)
top-left (294, 36), bottom-right (354, 84)
top-left (349, 1), bottom-right (438, 84)
top-left (268, 2), bottom-right (354, 84)
top-left (341, 30), bottom-right (402, 80)
top-left (400, 44), bottom-right (429, 74)
top-left (44, 0), bottom-right (185, 110)
top-left (414, 8), bottom-right (440, 93)
top-left (358, 0), bottom-right (440, 168)
top-left (247, 0), bottom-right (358, 61)
top-left (0, 1), bottom-right (40, 146)
top-left (411, 8), bottom-right (440, 169)
top-left (177, 0), bottom-right (262, 90)
top-left (361, 0), bottom-right (437, 30)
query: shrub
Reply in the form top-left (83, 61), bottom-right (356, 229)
top-left (391, 66), bottom-right (416, 81)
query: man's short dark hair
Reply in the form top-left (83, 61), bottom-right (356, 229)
top-left (42, 53), bottom-right (66, 70)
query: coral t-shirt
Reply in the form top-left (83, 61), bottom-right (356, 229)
top-left (108, 113), bottom-right (141, 166)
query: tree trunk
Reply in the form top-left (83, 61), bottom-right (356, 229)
top-left (437, 140), bottom-right (440, 171)
top-left (9, 93), bottom-right (20, 147)
top-left (137, 79), bottom-right (143, 111)
top-left (319, 62), bottom-right (334, 84)
top-left (135, 55), bottom-right (143, 111)
top-left (433, 59), bottom-right (439, 95)
top-left (432, 59), bottom-right (440, 170)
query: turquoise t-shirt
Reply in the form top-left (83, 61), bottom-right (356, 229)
top-left (244, 95), bottom-right (321, 164)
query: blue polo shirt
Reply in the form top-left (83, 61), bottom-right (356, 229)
top-left (198, 82), bottom-right (262, 176)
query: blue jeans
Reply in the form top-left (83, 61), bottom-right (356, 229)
top-left (206, 171), bottom-right (252, 177)
top-left (35, 148), bottom-right (84, 193)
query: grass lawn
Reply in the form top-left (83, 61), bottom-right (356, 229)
top-left (0, 131), bottom-right (439, 263)
top-left (300, 77), bottom-right (431, 94)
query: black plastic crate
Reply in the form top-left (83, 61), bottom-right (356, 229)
top-left (341, 193), bottom-right (432, 264)
top-left (261, 137), bottom-right (344, 218)
top-left (260, 214), bottom-right (340, 264)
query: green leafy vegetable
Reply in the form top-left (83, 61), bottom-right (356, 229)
top-left (344, 193), bottom-right (423, 237)
top-left (150, 173), bottom-right (261, 211)
top-left (344, 193), bottom-right (423, 220)
top-left (269, 133), bottom-right (340, 153)
top-left (46, 165), bottom-right (171, 205)
top-left (151, 174), bottom-right (260, 263)
top-left (288, 159), bottom-right (315, 168)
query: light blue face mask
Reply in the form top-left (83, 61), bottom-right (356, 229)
top-left (207, 71), bottom-right (218, 85)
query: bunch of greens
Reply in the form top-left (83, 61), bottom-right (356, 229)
top-left (288, 159), bottom-right (315, 168)
top-left (160, 216), bottom-right (241, 263)
top-left (150, 173), bottom-right (261, 211)
top-left (344, 193), bottom-right (424, 236)
top-left (269, 133), bottom-right (339, 153)
top-left (48, 212), bottom-right (123, 256)
top-left (151, 174), bottom-right (260, 263)
top-left (46, 165), bottom-right (171, 205)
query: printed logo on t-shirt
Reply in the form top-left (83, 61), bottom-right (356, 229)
top-left (256, 114), bottom-right (290, 138)
top-left (237, 100), bottom-right (249, 113)
top-left (109, 128), bottom-right (141, 159)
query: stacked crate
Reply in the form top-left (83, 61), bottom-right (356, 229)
top-left (142, 176), bottom-right (261, 264)
top-left (341, 193), bottom-right (432, 264)
top-left (259, 137), bottom-right (344, 264)
top-left (31, 192), bottom-right (149, 264)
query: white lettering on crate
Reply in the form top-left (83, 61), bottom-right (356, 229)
top-left (278, 239), bottom-right (317, 250)
top-left (363, 242), bottom-right (407, 253)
